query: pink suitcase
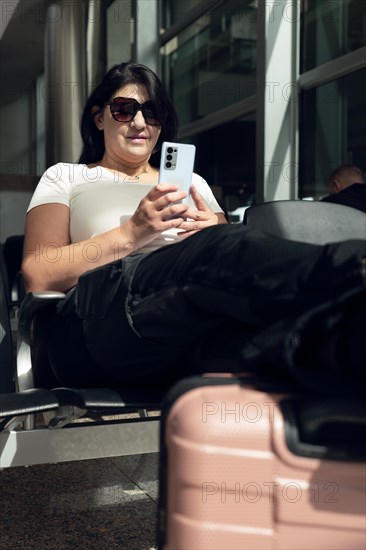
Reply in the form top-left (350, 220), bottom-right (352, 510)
top-left (158, 376), bottom-right (366, 549)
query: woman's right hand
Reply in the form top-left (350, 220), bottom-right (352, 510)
top-left (22, 185), bottom-right (188, 293)
top-left (126, 183), bottom-right (190, 248)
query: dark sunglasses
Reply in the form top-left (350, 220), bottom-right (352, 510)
top-left (105, 97), bottom-right (161, 126)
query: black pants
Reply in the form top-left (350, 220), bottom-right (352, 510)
top-left (48, 224), bottom-right (366, 386)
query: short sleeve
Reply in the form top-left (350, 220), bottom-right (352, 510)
top-left (26, 163), bottom-right (74, 213)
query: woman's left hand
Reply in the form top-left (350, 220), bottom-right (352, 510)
top-left (178, 185), bottom-right (227, 236)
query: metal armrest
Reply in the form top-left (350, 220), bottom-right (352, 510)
top-left (16, 291), bottom-right (65, 392)
top-left (10, 271), bottom-right (26, 306)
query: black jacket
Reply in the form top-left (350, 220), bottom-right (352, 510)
top-left (321, 183), bottom-right (366, 213)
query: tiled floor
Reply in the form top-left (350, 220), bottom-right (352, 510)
top-left (0, 452), bottom-right (159, 550)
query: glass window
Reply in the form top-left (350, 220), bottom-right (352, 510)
top-left (161, 0), bottom-right (257, 126)
top-left (299, 67), bottom-right (366, 199)
top-left (301, 0), bottom-right (366, 72)
top-left (187, 114), bottom-right (256, 221)
top-left (107, 0), bottom-right (133, 67)
top-left (162, 0), bottom-right (203, 28)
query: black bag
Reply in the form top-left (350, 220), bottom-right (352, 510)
top-left (239, 283), bottom-right (366, 396)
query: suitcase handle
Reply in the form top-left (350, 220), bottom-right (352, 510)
top-left (282, 398), bottom-right (366, 461)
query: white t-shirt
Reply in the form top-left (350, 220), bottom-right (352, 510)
top-left (27, 163), bottom-right (224, 254)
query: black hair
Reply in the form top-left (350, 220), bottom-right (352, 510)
top-left (78, 62), bottom-right (179, 165)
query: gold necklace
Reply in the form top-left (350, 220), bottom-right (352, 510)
top-left (101, 163), bottom-right (153, 182)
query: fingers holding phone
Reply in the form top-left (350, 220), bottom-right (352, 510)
top-left (178, 185), bottom-right (224, 235)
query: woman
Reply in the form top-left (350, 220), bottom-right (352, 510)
top-left (23, 63), bottom-right (226, 294)
top-left (22, 63), bottom-right (366, 387)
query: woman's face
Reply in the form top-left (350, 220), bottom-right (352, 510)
top-left (95, 83), bottom-right (162, 166)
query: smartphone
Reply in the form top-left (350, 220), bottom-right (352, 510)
top-left (158, 141), bottom-right (196, 204)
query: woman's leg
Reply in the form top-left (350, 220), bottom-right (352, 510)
top-left (130, 224), bottom-right (366, 333)
top-left (52, 224), bottom-right (366, 384)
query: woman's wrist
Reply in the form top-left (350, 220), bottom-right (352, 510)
top-left (120, 219), bottom-right (143, 253)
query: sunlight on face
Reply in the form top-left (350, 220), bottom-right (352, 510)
top-left (97, 83), bottom-right (162, 167)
